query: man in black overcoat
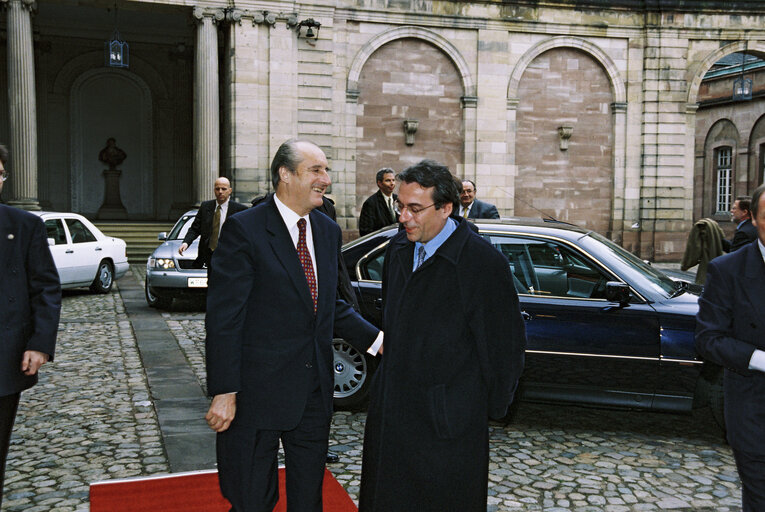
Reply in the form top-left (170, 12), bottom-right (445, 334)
top-left (359, 160), bottom-right (526, 511)
top-left (358, 168), bottom-right (397, 235)
top-left (0, 144), bottom-right (61, 508)
top-left (204, 139), bottom-right (381, 511)
top-left (696, 183), bottom-right (765, 512)
top-left (179, 177), bottom-right (248, 268)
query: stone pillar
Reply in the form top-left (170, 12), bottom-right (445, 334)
top-left (192, 7), bottom-right (224, 206)
top-left (2, 0), bottom-right (40, 209)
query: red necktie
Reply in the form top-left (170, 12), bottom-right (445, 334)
top-left (297, 218), bottom-right (317, 313)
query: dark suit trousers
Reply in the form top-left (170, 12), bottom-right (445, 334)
top-left (732, 448), bottom-right (765, 512)
top-left (216, 383), bottom-right (330, 512)
top-left (0, 392), bottom-right (21, 509)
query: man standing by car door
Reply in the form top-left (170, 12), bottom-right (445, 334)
top-left (204, 139), bottom-right (381, 511)
top-left (696, 183), bottom-right (765, 512)
top-left (178, 177), bottom-right (247, 268)
top-left (0, 144), bottom-right (61, 508)
top-left (359, 159), bottom-right (526, 511)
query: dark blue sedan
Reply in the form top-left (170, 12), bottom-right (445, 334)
top-left (332, 218), bottom-right (723, 428)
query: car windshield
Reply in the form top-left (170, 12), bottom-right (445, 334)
top-left (168, 214), bottom-right (196, 240)
top-left (586, 231), bottom-right (678, 296)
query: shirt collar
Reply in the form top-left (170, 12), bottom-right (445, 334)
top-left (758, 239), bottom-right (765, 265)
top-left (414, 217), bottom-right (457, 265)
top-left (273, 193), bottom-right (308, 229)
top-left (737, 219), bottom-right (747, 229)
top-left (216, 198), bottom-right (229, 210)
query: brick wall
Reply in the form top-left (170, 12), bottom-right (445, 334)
top-left (355, 38), bottom-right (464, 214)
top-left (514, 47), bottom-right (614, 235)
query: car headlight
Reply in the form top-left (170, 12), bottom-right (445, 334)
top-left (154, 258), bottom-right (176, 269)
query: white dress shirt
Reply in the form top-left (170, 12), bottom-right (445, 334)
top-left (273, 194), bottom-right (318, 296)
top-left (749, 240), bottom-right (765, 373)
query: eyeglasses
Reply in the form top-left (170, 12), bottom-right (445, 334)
top-left (0, 170), bottom-right (8, 182)
top-left (394, 201), bottom-right (435, 216)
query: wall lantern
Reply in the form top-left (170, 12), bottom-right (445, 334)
top-left (732, 45), bottom-right (752, 101)
top-left (296, 18), bottom-right (321, 40)
top-left (403, 119), bottom-right (419, 145)
top-left (105, 4), bottom-right (129, 68)
top-left (557, 126), bottom-right (573, 151)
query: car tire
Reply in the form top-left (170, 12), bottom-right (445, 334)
top-left (89, 260), bottom-right (114, 294)
top-left (332, 338), bottom-right (378, 410)
top-left (145, 277), bottom-right (172, 309)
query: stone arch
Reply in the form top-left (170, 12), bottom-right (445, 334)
top-left (507, 36), bottom-right (626, 103)
top-left (688, 41), bottom-right (765, 105)
top-left (347, 26), bottom-right (475, 98)
top-left (70, 67), bottom-right (154, 217)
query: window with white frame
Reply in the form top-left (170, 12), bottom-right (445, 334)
top-left (715, 146), bottom-right (733, 214)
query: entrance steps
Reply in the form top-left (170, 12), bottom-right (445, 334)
top-left (93, 221), bottom-right (174, 263)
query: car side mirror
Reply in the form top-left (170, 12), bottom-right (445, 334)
top-left (47, 237), bottom-right (56, 246)
top-left (605, 281), bottom-right (630, 305)
top-left (158, 232), bottom-right (167, 241)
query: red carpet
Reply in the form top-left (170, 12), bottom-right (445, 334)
top-left (90, 467), bottom-right (357, 511)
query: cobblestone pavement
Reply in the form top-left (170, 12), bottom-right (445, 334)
top-left (4, 266), bottom-right (742, 511)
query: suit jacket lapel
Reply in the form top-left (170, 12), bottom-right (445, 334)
top-left (265, 199), bottom-right (314, 314)
top-left (0, 207), bottom-right (13, 278)
top-left (311, 211), bottom-right (334, 313)
top-left (742, 242), bottom-right (765, 313)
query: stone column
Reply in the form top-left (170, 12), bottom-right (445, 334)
top-left (192, 7), bottom-right (224, 206)
top-left (2, 0), bottom-right (40, 209)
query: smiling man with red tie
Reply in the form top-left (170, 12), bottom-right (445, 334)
top-left (204, 139), bottom-right (381, 512)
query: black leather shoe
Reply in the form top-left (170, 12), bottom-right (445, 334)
top-left (326, 450), bottom-right (340, 463)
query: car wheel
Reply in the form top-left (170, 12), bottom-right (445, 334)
top-left (332, 338), bottom-right (378, 410)
top-left (89, 260), bottom-right (114, 293)
top-left (145, 277), bottom-right (172, 309)
top-left (709, 369), bottom-right (726, 433)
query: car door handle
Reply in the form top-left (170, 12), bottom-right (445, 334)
top-left (374, 298), bottom-right (383, 310)
top-left (95, 247), bottom-right (103, 251)
top-left (521, 311), bottom-right (532, 322)
top-left (66, 249), bottom-right (74, 254)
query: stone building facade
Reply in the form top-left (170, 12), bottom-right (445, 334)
top-left (1, 0), bottom-right (765, 259)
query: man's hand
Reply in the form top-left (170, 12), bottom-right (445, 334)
top-left (21, 350), bottom-right (49, 376)
top-left (206, 393), bottom-right (236, 433)
top-left (178, 242), bottom-right (189, 255)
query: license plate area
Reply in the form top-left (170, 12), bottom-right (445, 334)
top-left (188, 277), bottom-right (208, 288)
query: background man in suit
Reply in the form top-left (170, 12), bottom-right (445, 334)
top-left (696, 183), bottom-right (765, 512)
top-left (359, 160), bottom-right (525, 511)
top-left (358, 168), bottom-right (397, 235)
top-left (178, 177), bottom-right (247, 268)
top-left (459, 179), bottom-right (500, 219)
top-left (205, 139), bottom-right (381, 511)
top-left (723, 195), bottom-right (757, 252)
top-left (0, 144), bottom-right (61, 508)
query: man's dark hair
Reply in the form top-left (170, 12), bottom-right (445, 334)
top-left (751, 185), bottom-right (765, 220)
top-left (397, 159), bottom-right (459, 210)
top-left (461, 179), bottom-right (476, 191)
top-left (376, 168), bottom-right (394, 183)
top-left (0, 143), bottom-right (8, 166)
top-left (735, 195), bottom-right (751, 215)
top-left (270, 138), bottom-right (315, 189)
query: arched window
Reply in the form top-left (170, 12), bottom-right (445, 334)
top-left (714, 146), bottom-right (733, 214)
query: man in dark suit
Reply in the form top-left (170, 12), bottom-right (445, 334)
top-left (179, 177), bottom-right (248, 268)
top-left (358, 168), bottom-right (397, 235)
top-left (205, 139), bottom-right (381, 511)
top-left (0, 144), bottom-right (61, 508)
top-left (723, 195), bottom-right (758, 252)
top-left (696, 183), bottom-right (765, 512)
top-left (359, 160), bottom-right (525, 511)
top-left (459, 179), bottom-right (500, 219)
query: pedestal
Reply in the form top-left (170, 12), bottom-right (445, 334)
top-left (97, 168), bottom-right (128, 219)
